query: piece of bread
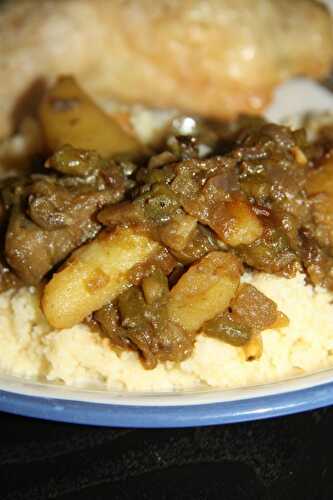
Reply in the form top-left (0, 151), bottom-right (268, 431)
top-left (0, 0), bottom-right (332, 138)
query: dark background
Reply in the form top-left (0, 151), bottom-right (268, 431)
top-left (1, 407), bottom-right (333, 500)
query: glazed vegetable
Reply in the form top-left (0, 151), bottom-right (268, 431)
top-left (209, 198), bottom-right (263, 246)
top-left (141, 269), bottom-right (169, 305)
top-left (41, 227), bottom-right (160, 329)
top-left (116, 284), bottom-right (193, 369)
top-left (168, 251), bottom-right (242, 331)
top-left (202, 312), bottom-right (251, 346)
top-left (39, 76), bottom-right (141, 157)
top-left (201, 283), bottom-right (280, 347)
top-left (158, 214), bottom-right (197, 252)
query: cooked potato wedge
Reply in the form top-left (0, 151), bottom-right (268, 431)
top-left (168, 251), bottom-right (242, 331)
top-left (39, 76), bottom-right (141, 157)
top-left (42, 227), bottom-right (159, 329)
top-left (211, 199), bottom-right (263, 246)
top-left (159, 214), bottom-right (197, 252)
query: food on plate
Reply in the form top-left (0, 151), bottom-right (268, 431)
top-left (0, 77), bottom-right (332, 390)
top-left (0, 0), bottom-right (332, 138)
top-left (42, 227), bottom-right (162, 329)
top-left (39, 77), bottom-right (141, 157)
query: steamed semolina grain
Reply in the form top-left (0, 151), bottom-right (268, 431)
top-left (0, 273), bottom-right (332, 392)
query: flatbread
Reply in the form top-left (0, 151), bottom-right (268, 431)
top-left (0, 0), bottom-right (332, 137)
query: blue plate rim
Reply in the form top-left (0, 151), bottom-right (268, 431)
top-left (1, 380), bottom-right (333, 427)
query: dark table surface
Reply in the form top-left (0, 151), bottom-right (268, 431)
top-left (1, 407), bottom-right (332, 500)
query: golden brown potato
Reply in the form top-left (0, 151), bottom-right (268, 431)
top-left (42, 227), bottom-right (160, 329)
top-left (159, 214), bottom-right (197, 252)
top-left (39, 76), bottom-right (141, 157)
top-left (211, 199), bottom-right (263, 246)
top-left (168, 251), bottom-right (242, 331)
top-left (0, 0), bottom-right (332, 138)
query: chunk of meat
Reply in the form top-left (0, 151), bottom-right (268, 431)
top-left (306, 156), bottom-right (333, 197)
top-left (2, 142), bottom-right (132, 285)
top-left (0, 259), bottom-right (22, 292)
top-left (166, 124), bottom-right (310, 276)
top-left (306, 156), bottom-right (333, 251)
top-left (120, 285), bottom-right (193, 368)
top-left (310, 194), bottom-right (333, 250)
top-left (202, 283), bottom-right (286, 350)
top-left (300, 229), bottom-right (333, 290)
top-left (94, 302), bottom-right (133, 351)
top-left (95, 274), bottom-right (193, 369)
top-left (236, 220), bottom-right (299, 277)
top-left (4, 174), bottom-right (115, 285)
top-left (230, 283), bottom-right (279, 331)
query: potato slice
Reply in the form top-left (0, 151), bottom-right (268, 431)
top-left (39, 76), bottom-right (141, 157)
top-left (42, 227), bottom-right (159, 329)
top-left (210, 199), bottom-right (263, 246)
top-left (159, 214), bottom-right (197, 252)
top-left (168, 251), bottom-right (242, 332)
